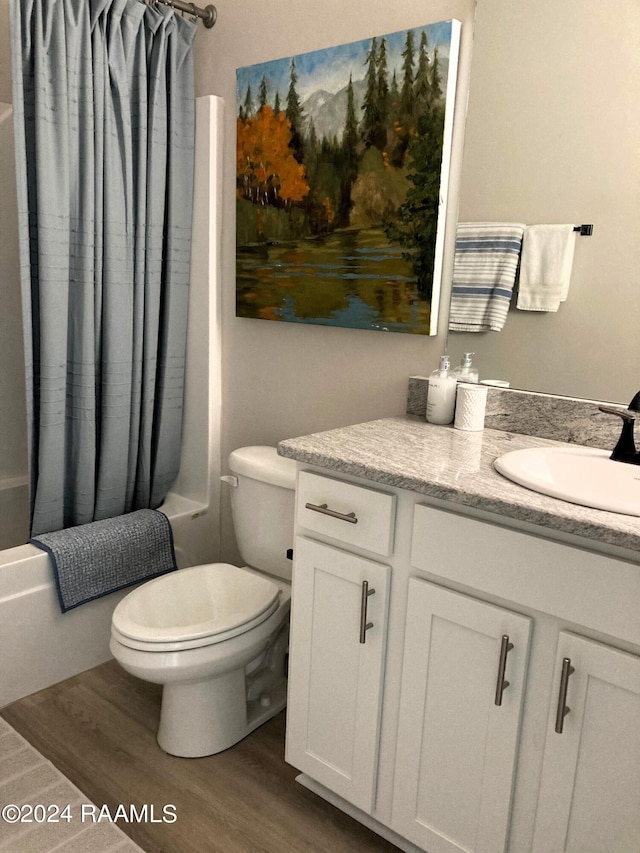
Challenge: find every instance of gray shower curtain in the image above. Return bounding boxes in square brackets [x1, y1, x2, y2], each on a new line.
[10, 0, 196, 535]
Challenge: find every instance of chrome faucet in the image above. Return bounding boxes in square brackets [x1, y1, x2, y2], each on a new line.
[599, 391, 640, 465]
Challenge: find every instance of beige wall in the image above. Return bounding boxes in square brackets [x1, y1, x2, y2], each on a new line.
[193, 3, 638, 518]
[193, 0, 476, 559]
[197, 0, 639, 560]
[452, 0, 640, 403]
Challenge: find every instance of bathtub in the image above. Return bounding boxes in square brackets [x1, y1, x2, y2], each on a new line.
[0, 495, 217, 707]
[0, 97, 223, 709]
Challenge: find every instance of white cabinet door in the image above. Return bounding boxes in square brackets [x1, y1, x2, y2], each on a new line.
[392, 578, 531, 853]
[532, 632, 640, 853]
[285, 536, 391, 813]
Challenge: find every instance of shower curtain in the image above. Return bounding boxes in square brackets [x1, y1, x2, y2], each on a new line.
[10, 0, 196, 536]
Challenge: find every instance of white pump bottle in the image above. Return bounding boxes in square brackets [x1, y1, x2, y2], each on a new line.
[453, 352, 479, 383]
[426, 355, 457, 424]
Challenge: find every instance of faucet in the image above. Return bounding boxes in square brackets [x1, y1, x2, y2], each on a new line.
[598, 391, 640, 465]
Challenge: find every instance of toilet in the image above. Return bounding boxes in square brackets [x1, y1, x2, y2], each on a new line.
[109, 446, 297, 758]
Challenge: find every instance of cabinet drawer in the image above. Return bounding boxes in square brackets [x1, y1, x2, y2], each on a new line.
[296, 471, 396, 556]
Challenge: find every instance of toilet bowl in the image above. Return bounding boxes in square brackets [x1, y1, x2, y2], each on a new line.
[110, 446, 297, 758]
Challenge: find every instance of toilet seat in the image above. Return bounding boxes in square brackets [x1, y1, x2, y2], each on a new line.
[112, 563, 282, 652]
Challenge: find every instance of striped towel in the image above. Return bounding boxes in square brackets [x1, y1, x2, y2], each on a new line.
[30, 509, 178, 613]
[448, 223, 525, 332]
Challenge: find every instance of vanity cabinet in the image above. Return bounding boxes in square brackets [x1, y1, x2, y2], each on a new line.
[286, 466, 640, 853]
[392, 579, 531, 853]
[285, 536, 391, 812]
[411, 503, 640, 853]
[531, 632, 640, 853]
[285, 473, 395, 813]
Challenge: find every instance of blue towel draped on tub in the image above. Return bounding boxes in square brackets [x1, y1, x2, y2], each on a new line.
[448, 222, 525, 332]
[30, 509, 178, 613]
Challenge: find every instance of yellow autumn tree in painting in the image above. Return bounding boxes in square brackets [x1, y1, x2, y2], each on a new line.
[237, 106, 309, 209]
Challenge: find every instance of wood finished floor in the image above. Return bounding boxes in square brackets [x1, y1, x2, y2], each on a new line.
[1, 661, 400, 853]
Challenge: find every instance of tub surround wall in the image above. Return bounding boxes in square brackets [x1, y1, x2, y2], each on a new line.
[167, 96, 223, 522]
[407, 376, 622, 449]
[0, 480, 28, 551]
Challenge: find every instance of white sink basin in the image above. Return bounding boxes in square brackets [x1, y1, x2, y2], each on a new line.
[493, 446, 640, 517]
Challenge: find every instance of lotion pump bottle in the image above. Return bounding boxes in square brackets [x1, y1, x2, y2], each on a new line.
[426, 355, 457, 424]
[453, 352, 479, 383]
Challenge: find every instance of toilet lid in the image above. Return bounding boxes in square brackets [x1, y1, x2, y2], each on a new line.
[112, 563, 281, 646]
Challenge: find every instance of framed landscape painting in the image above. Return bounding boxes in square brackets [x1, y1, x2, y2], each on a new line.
[236, 20, 461, 335]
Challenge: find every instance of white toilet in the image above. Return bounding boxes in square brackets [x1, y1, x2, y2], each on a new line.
[109, 446, 297, 758]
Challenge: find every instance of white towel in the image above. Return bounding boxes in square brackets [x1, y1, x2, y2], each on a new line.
[516, 224, 576, 311]
[449, 222, 525, 332]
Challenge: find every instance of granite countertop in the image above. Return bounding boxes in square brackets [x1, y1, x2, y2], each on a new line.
[278, 416, 640, 559]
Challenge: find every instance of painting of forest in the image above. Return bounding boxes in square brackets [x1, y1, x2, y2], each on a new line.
[236, 20, 461, 334]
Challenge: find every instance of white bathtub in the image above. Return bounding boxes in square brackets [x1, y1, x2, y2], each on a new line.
[0, 97, 223, 709]
[0, 493, 218, 708]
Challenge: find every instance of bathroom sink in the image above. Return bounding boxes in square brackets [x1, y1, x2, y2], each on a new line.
[493, 446, 640, 517]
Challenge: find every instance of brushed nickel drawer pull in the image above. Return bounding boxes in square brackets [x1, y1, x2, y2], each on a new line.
[305, 502, 358, 524]
[494, 634, 514, 706]
[359, 581, 375, 644]
[555, 657, 575, 734]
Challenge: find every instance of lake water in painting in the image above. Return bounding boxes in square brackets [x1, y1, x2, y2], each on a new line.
[236, 229, 432, 334]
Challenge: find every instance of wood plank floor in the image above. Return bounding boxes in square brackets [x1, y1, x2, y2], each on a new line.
[1, 661, 400, 853]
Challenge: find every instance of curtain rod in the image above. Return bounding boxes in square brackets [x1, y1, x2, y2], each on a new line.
[153, 0, 217, 28]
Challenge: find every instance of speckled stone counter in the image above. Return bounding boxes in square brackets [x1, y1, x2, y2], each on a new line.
[278, 416, 640, 559]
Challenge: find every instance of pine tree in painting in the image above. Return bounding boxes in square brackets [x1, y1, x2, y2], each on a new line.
[286, 58, 305, 163]
[258, 76, 268, 110]
[338, 74, 360, 225]
[414, 31, 432, 117]
[361, 37, 379, 149]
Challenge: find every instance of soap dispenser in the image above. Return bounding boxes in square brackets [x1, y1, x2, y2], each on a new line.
[426, 355, 457, 424]
[453, 352, 479, 383]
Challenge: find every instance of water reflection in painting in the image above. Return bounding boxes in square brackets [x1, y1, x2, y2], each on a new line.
[236, 229, 431, 333]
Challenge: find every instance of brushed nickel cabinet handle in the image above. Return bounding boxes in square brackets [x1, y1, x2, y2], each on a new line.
[555, 657, 575, 733]
[305, 502, 358, 524]
[359, 580, 375, 644]
[494, 634, 514, 706]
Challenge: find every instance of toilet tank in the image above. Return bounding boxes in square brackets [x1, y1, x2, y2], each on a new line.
[228, 446, 297, 581]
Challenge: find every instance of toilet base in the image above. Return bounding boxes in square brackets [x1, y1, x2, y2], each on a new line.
[110, 574, 291, 759]
[153, 621, 290, 758]
[157, 669, 287, 757]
